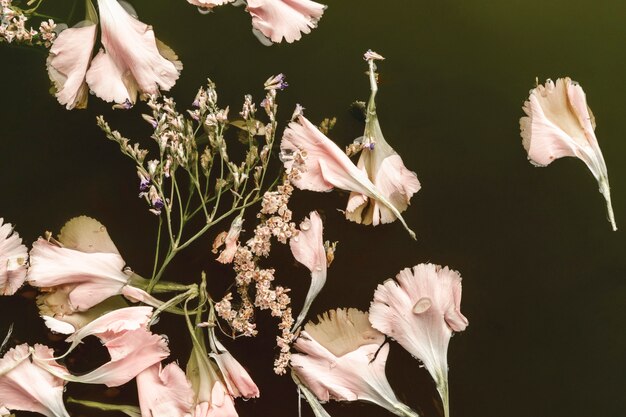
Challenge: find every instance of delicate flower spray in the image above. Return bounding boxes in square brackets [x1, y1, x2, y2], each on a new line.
[520, 77, 617, 230]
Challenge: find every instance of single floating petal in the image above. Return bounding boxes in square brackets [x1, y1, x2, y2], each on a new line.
[520, 77, 617, 230]
[369, 264, 468, 417]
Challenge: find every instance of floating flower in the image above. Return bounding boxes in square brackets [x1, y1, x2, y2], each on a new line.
[46, 1, 98, 109]
[188, 0, 235, 9]
[0, 218, 27, 295]
[291, 308, 419, 417]
[246, 0, 326, 44]
[0, 344, 71, 417]
[27, 216, 162, 314]
[289, 211, 326, 330]
[347, 51, 420, 226]
[136, 362, 194, 417]
[280, 113, 416, 239]
[85, 0, 182, 105]
[369, 264, 468, 417]
[520, 77, 617, 230]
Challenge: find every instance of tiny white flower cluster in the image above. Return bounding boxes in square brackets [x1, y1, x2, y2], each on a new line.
[0, 1, 56, 47]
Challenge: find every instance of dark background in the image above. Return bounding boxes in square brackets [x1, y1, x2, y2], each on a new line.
[1, 1, 625, 416]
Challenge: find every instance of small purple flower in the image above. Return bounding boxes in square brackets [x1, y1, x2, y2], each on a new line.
[264, 73, 288, 91]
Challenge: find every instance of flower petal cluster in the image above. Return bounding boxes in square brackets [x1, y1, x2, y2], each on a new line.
[211, 339, 259, 399]
[369, 263, 468, 417]
[280, 113, 416, 239]
[289, 211, 327, 330]
[137, 362, 194, 417]
[0, 344, 71, 417]
[347, 51, 420, 226]
[0, 218, 27, 295]
[27, 216, 162, 317]
[520, 77, 616, 230]
[47, 0, 182, 109]
[291, 308, 418, 417]
[246, 0, 326, 44]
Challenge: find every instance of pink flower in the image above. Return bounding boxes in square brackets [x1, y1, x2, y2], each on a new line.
[188, 0, 235, 9]
[46, 306, 171, 387]
[289, 211, 326, 330]
[520, 77, 617, 230]
[280, 114, 416, 239]
[0, 218, 27, 295]
[85, 0, 182, 105]
[291, 308, 418, 417]
[369, 264, 468, 417]
[0, 344, 71, 417]
[27, 216, 162, 314]
[347, 52, 420, 226]
[136, 362, 194, 417]
[211, 339, 259, 399]
[246, 0, 326, 44]
[46, 1, 98, 109]
[193, 382, 237, 417]
[216, 216, 244, 264]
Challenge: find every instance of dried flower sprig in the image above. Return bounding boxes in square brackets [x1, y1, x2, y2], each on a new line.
[98, 78, 284, 293]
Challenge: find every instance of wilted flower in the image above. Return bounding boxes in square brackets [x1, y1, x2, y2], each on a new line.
[369, 264, 468, 417]
[0, 344, 71, 417]
[188, 0, 235, 10]
[289, 211, 327, 331]
[46, 1, 98, 109]
[347, 51, 420, 226]
[291, 308, 419, 417]
[520, 77, 617, 230]
[246, 0, 326, 44]
[215, 215, 244, 264]
[280, 113, 416, 239]
[27, 216, 162, 315]
[0, 218, 27, 295]
[210, 338, 259, 399]
[136, 362, 194, 417]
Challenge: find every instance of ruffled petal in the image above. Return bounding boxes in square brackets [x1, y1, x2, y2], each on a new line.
[0, 219, 28, 296]
[137, 362, 194, 417]
[246, 0, 325, 43]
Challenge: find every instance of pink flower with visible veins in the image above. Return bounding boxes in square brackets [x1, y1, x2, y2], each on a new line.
[85, 0, 182, 105]
[280, 113, 416, 239]
[291, 309, 419, 417]
[0, 218, 28, 296]
[211, 338, 259, 399]
[46, 0, 98, 109]
[136, 362, 194, 417]
[347, 51, 420, 226]
[520, 77, 616, 230]
[246, 0, 326, 44]
[0, 344, 71, 417]
[289, 211, 326, 330]
[27, 216, 162, 315]
[369, 263, 468, 417]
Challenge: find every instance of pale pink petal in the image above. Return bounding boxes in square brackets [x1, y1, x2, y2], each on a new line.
[188, 0, 235, 9]
[205, 382, 238, 417]
[72, 329, 170, 387]
[246, 0, 326, 44]
[369, 263, 468, 415]
[65, 306, 153, 347]
[40, 295, 130, 335]
[291, 309, 417, 416]
[27, 238, 129, 311]
[289, 211, 327, 330]
[0, 218, 27, 296]
[86, 0, 182, 104]
[0, 344, 70, 417]
[46, 22, 97, 110]
[520, 77, 616, 230]
[216, 216, 243, 264]
[211, 342, 259, 399]
[136, 363, 194, 417]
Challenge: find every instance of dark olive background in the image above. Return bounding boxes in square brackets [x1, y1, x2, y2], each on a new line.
[1, 1, 625, 416]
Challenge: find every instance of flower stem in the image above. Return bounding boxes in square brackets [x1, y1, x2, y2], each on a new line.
[599, 176, 617, 231]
